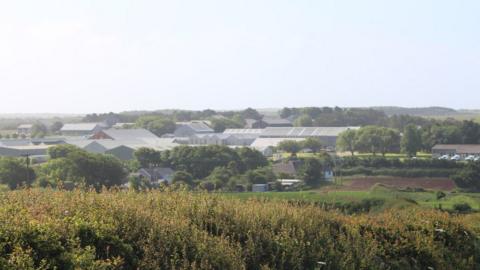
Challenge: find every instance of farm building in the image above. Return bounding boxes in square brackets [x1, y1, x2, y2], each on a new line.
[250, 138, 305, 156]
[17, 124, 33, 135]
[90, 128, 159, 143]
[174, 121, 214, 137]
[61, 123, 106, 136]
[259, 127, 359, 147]
[252, 184, 268, 192]
[244, 117, 292, 128]
[0, 144, 51, 158]
[65, 138, 179, 160]
[137, 167, 175, 185]
[432, 144, 480, 158]
[272, 160, 300, 177]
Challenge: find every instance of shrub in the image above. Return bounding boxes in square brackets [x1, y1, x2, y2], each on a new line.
[453, 203, 472, 213]
[0, 190, 476, 269]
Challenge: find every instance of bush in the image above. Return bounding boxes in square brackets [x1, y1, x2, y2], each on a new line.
[338, 167, 457, 178]
[436, 191, 446, 200]
[453, 203, 472, 213]
[0, 190, 476, 269]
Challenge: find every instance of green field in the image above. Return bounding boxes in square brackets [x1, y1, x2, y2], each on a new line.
[226, 189, 480, 211]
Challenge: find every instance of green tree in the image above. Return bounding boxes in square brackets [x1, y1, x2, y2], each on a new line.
[48, 145, 81, 159]
[302, 138, 323, 154]
[166, 145, 242, 179]
[50, 121, 64, 133]
[31, 122, 48, 138]
[378, 128, 400, 156]
[337, 129, 357, 156]
[0, 157, 35, 189]
[241, 108, 262, 120]
[136, 116, 176, 136]
[40, 146, 126, 188]
[294, 114, 313, 127]
[453, 162, 480, 191]
[236, 147, 268, 171]
[204, 167, 235, 189]
[355, 126, 383, 155]
[244, 167, 275, 185]
[277, 140, 302, 156]
[280, 107, 293, 119]
[401, 124, 422, 157]
[210, 118, 243, 133]
[172, 171, 194, 186]
[134, 148, 161, 168]
[299, 158, 323, 187]
[461, 120, 480, 144]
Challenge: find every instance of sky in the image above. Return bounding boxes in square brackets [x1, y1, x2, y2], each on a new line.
[0, 0, 479, 114]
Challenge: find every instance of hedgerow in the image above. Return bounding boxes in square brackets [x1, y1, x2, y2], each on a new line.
[0, 189, 476, 269]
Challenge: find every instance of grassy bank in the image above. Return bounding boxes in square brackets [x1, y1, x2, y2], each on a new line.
[0, 189, 477, 269]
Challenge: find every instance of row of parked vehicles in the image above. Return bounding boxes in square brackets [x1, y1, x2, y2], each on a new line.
[438, 154, 480, 161]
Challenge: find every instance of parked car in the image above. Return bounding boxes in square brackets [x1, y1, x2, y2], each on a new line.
[438, 155, 450, 160]
[465, 155, 476, 161]
[474, 156, 480, 162]
[450, 155, 461, 161]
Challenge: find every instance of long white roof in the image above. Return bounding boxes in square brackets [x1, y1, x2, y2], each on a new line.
[260, 127, 359, 138]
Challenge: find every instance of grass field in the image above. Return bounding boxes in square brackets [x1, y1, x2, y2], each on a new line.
[226, 189, 480, 211]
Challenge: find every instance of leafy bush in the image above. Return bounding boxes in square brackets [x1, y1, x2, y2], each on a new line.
[0, 189, 476, 269]
[453, 203, 472, 213]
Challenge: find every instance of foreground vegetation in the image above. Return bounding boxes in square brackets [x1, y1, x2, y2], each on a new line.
[0, 189, 478, 269]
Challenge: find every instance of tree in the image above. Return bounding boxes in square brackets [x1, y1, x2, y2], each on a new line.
[401, 124, 422, 157]
[294, 115, 313, 127]
[210, 118, 243, 133]
[40, 146, 127, 188]
[172, 171, 194, 186]
[128, 174, 153, 191]
[0, 157, 35, 189]
[134, 148, 161, 168]
[48, 145, 81, 159]
[453, 162, 480, 191]
[241, 108, 262, 120]
[277, 140, 302, 156]
[299, 158, 323, 187]
[166, 145, 243, 179]
[204, 167, 235, 189]
[337, 129, 357, 156]
[355, 126, 383, 155]
[236, 147, 268, 171]
[50, 121, 64, 133]
[302, 138, 323, 154]
[280, 107, 293, 119]
[378, 128, 400, 156]
[31, 122, 48, 138]
[136, 116, 176, 136]
[244, 167, 275, 185]
[461, 120, 480, 144]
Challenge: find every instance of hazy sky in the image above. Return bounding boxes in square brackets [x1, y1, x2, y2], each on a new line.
[1, 1, 479, 113]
